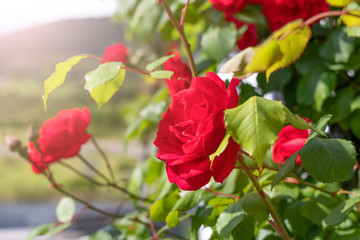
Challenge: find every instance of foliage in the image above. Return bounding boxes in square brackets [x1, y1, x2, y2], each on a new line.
[3, 0, 360, 239]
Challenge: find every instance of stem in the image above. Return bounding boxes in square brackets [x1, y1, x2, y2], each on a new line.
[59, 161, 108, 186]
[159, 0, 198, 78]
[91, 137, 116, 184]
[289, 173, 335, 197]
[78, 154, 110, 183]
[238, 157, 290, 240]
[90, 55, 150, 76]
[204, 187, 239, 200]
[302, 10, 348, 26]
[147, 214, 161, 240]
[180, 0, 191, 28]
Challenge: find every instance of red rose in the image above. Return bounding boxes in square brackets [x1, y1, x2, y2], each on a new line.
[28, 107, 91, 173]
[273, 118, 311, 164]
[101, 43, 128, 64]
[154, 72, 241, 190]
[209, 0, 247, 13]
[261, 0, 329, 31]
[163, 52, 192, 97]
[225, 13, 258, 50]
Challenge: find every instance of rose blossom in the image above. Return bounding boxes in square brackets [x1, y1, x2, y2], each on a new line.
[273, 118, 311, 164]
[261, 0, 329, 31]
[28, 107, 91, 173]
[101, 43, 128, 64]
[163, 52, 192, 97]
[154, 72, 241, 190]
[225, 13, 258, 50]
[208, 0, 247, 13]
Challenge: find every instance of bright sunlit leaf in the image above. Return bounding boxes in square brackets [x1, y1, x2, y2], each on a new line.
[43, 54, 91, 111]
[225, 96, 286, 166]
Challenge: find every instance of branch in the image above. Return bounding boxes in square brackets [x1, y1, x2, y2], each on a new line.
[90, 137, 116, 184]
[180, 0, 191, 28]
[302, 10, 349, 26]
[204, 187, 239, 200]
[159, 0, 198, 78]
[238, 156, 290, 240]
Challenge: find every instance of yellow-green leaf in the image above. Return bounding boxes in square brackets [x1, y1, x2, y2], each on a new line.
[342, 11, 360, 27]
[244, 39, 282, 74]
[266, 22, 312, 79]
[89, 67, 126, 108]
[326, 0, 353, 7]
[43, 54, 91, 111]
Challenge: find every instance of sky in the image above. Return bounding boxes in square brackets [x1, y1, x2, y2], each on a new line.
[0, 0, 118, 36]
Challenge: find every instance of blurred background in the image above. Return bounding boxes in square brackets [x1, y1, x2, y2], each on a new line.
[0, 0, 155, 238]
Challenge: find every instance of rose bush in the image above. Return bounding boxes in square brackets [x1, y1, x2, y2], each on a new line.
[154, 72, 240, 190]
[28, 107, 91, 173]
[273, 118, 311, 164]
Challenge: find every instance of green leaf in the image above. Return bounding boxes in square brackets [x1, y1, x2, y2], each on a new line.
[26, 223, 54, 240]
[256, 67, 293, 94]
[284, 200, 313, 238]
[239, 192, 268, 223]
[150, 190, 179, 221]
[272, 152, 298, 188]
[146, 54, 175, 71]
[225, 96, 286, 166]
[172, 190, 203, 211]
[150, 70, 174, 79]
[205, 198, 235, 226]
[320, 28, 355, 63]
[350, 110, 360, 138]
[43, 54, 91, 111]
[300, 138, 356, 183]
[201, 25, 238, 61]
[216, 201, 245, 237]
[84, 62, 123, 92]
[324, 86, 354, 124]
[56, 197, 76, 223]
[351, 96, 360, 112]
[230, 215, 255, 240]
[307, 114, 332, 141]
[88, 66, 126, 108]
[266, 21, 312, 79]
[284, 108, 310, 129]
[296, 65, 337, 109]
[166, 210, 180, 228]
[323, 196, 360, 227]
[144, 158, 164, 185]
[47, 223, 72, 236]
[347, 26, 360, 37]
[209, 133, 230, 163]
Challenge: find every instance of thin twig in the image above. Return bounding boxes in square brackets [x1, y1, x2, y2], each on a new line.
[180, 0, 191, 28]
[204, 187, 239, 200]
[159, 0, 198, 78]
[302, 10, 348, 26]
[91, 137, 116, 184]
[59, 161, 108, 186]
[147, 214, 161, 240]
[77, 154, 110, 183]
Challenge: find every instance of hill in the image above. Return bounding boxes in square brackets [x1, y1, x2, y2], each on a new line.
[0, 18, 126, 79]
